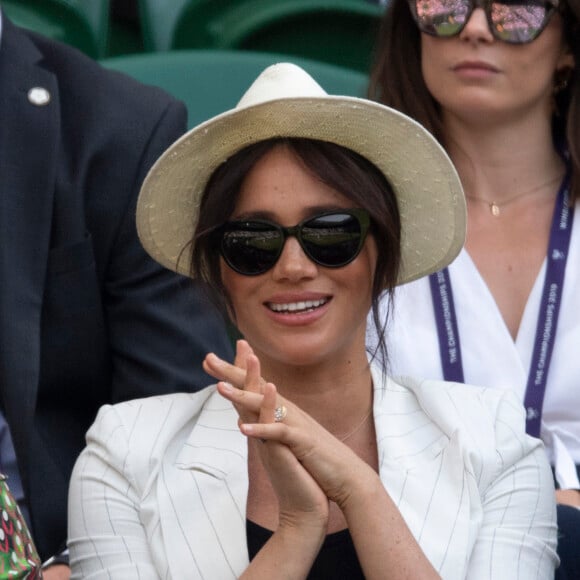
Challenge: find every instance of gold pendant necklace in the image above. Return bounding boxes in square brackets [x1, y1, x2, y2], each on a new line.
[466, 173, 563, 217]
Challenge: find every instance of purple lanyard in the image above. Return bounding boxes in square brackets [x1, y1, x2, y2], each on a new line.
[428, 268, 465, 383]
[429, 173, 573, 437]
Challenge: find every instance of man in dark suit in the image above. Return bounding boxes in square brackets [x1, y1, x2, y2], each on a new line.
[0, 10, 233, 578]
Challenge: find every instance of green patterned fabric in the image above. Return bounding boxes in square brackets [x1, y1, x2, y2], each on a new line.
[0, 476, 41, 579]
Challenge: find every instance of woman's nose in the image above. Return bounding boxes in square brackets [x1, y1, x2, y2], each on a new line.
[271, 237, 318, 281]
[459, 7, 495, 43]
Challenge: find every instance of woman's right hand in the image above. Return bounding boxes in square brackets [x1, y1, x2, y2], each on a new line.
[241, 424, 329, 579]
[214, 347, 329, 578]
[246, 379, 330, 534]
[211, 342, 329, 534]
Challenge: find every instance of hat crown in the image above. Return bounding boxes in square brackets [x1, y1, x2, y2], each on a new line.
[236, 63, 328, 109]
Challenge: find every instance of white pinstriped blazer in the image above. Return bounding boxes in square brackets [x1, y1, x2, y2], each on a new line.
[68, 367, 558, 579]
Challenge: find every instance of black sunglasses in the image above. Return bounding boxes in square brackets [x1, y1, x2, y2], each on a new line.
[217, 209, 371, 276]
[407, 0, 559, 44]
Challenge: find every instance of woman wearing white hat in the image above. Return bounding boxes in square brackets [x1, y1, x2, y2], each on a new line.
[67, 63, 557, 579]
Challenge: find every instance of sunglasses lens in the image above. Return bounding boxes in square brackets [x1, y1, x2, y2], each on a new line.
[490, 0, 553, 43]
[300, 212, 366, 268]
[414, 0, 471, 36]
[221, 223, 282, 275]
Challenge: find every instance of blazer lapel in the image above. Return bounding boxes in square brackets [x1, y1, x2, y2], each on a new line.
[0, 18, 59, 474]
[157, 390, 250, 579]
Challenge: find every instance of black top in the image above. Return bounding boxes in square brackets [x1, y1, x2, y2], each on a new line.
[247, 520, 365, 579]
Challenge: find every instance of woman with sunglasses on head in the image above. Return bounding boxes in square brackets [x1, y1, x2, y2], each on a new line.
[67, 63, 557, 579]
[368, 0, 579, 577]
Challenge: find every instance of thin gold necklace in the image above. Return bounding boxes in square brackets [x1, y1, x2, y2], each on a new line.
[466, 173, 563, 217]
[337, 408, 372, 442]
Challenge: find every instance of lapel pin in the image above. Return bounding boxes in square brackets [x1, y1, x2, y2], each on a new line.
[28, 87, 51, 106]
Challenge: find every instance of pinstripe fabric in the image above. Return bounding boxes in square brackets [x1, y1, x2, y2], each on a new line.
[68, 368, 558, 579]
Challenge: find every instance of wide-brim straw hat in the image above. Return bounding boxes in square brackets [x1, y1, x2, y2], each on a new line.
[137, 63, 465, 285]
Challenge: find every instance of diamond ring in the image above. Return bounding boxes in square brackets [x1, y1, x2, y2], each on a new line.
[274, 405, 287, 422]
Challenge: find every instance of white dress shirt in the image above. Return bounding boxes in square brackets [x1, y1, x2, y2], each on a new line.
[369, 202, 580, 490]
[68, 367, 557, 579]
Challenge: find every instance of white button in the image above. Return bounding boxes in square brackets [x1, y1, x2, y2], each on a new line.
[28, 87, 51, 106]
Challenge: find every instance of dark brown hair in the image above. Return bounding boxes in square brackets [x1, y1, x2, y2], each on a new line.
[190, 137, 401, 364]
[368, 0, 580, 202]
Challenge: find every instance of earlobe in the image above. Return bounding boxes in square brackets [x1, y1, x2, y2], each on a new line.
[557, 45, 575, 71]
[553, 49, 575, 95]
[558, 58, 575, 72]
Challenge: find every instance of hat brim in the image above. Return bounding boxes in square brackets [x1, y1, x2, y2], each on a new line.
[137, 96, 465, 286]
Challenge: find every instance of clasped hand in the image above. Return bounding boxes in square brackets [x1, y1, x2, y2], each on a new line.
[203, 341, 372, 524]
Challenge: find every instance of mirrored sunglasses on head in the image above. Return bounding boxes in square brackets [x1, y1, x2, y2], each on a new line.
[217, 209, 371, 276]
[407, 0, 560, 43]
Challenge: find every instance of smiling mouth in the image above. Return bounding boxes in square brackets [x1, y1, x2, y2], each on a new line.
[267, 298, 329, 314]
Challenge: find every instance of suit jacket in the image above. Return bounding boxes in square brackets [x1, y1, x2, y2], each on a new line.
[68, 368, 558, 579]
[0, 14, 233, 559]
